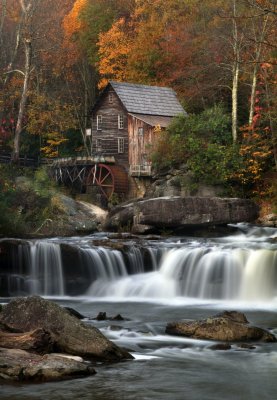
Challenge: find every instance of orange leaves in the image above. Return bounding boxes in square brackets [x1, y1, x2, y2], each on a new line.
[63, 0, 88, 40]
[62, 0, 88, 67]
[235, 124, 274, 193]
[41, 133, 68, 158]
[97, 18, 134, 88]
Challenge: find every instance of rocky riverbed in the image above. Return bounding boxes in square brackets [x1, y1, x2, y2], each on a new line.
[0, 296, 132, 382]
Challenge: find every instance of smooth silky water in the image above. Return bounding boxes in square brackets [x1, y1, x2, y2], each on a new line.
[1, 224, 277, 400]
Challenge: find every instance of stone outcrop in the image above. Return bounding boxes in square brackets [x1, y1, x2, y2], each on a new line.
[145, 166, 224, 199]
[0, 348, 96, 382]
[257, 213, 277, 228]
[105, 196, 259, 233]
[31, 195, 107, 237]
[165, 311, 276, 342]
[0, 296, 133, 362]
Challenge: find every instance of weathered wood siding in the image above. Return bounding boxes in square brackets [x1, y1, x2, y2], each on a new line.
[91, 88, 129, 168]
[128, 115, 160, 167]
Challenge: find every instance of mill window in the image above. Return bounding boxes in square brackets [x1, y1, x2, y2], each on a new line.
[96, 139, 102, 152]
[96, 115, 102, 130]
[118, 114, 124, 129]
[118, 138, 124, 153]
[138, 127, 144, 136]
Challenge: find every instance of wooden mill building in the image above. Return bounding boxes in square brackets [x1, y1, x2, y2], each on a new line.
[90, 81, 186, 178]
[51, 82, 186, 205]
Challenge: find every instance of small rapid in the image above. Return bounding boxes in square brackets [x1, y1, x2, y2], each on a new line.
[0, 224, 276, 303]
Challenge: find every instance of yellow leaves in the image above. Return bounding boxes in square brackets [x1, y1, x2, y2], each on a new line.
[27, 93, 76, 136]
[154, 125, 162, 134]
[97, 18, 134, 88]
[63, 0, 88, 39]
[62, 0, 88, 65]
[41, 132, 68, 158]
[26, 93, 75, 158]
[234, 123, 274, 194]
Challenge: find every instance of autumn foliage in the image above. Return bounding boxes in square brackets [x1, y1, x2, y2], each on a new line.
[0, 0, 276, 199]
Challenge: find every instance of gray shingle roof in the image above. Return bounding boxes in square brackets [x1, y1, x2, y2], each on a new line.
[129, 113, 173, 128]
[110, 81, 186, 117]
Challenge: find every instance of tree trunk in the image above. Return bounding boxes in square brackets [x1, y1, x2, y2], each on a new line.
[231, 0, 240, 144]
[263, 72, 277, 171]
[249, 14, 269, 126]
[249, 64, 258, 127]
[0, 0, 7, 42]
[232, 61, 239, 143]
[12, 38, 32, 163]
[0, 328, 54, 354]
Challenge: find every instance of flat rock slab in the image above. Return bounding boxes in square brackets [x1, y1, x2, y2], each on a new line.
[105, 197, 259, 231]
[165, 311, 276, 342]
[0, 296, 133, 362]
[0, 348, 96, 382]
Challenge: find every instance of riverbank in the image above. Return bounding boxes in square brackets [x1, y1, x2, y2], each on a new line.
[1, 164, 276, 238]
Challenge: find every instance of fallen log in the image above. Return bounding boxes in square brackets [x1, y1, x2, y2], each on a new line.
[0, 328, 54, 354]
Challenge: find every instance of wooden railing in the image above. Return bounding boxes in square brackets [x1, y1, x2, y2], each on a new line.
[50, 155, 115, 167]
[129, 164, 152, 177]
[0, 152, 48, 167]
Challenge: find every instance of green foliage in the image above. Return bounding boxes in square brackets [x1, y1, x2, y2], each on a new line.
[79, 0, 135, 65]
[0, 166, 59, 236]
[151, 101, 277, 198]
[151, 105, 246, 195]
[58, 129, 84, 157]
[152, 105, 232, 170]
[168, 104, 232, 145]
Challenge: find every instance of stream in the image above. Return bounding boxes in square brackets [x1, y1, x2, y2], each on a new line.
[0, 223, 277, 399]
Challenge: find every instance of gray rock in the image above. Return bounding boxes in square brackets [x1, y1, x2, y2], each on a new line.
[0, 348, 96, 382]
[238, 343, 256, 350]
[215, 310, 249, 324]
[145, 170, 223, 198]
[132, 223, 154, 234]
[257, 213, 277, 227]
[209, 343, 232, 350]
[0, 296, 133, 362]
[105, 196, 259, 232]
[33, 195, 107, 237]
[165, 312, 276, 342]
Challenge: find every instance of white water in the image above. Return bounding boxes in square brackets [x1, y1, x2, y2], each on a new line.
[1, 225, 277, 400]
[85, 246, 277, 302]
[27, 241, 64, 296]
[1, 225, 277, 302]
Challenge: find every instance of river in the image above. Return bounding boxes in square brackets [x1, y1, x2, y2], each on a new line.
[0, 224, 277, 399]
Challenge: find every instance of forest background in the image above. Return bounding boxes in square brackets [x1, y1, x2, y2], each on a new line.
[0, 0, 276, 232]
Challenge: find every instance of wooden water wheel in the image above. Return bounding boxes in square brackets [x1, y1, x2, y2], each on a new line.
[86, 163, 128, 200]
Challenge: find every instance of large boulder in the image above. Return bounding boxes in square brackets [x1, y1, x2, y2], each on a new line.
[0, 296, 133, 361]
[105, 196, 259, 232]
[31, 195, 107, 237]
[165, 311, 276, 342]
[0, 348, 96, 382]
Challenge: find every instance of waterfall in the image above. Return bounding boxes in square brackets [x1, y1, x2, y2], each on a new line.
[25, 242, 64, 296]
[240, 249, 277, 300]
[84, 246, 277, 301]
[0, 231, 277, 301]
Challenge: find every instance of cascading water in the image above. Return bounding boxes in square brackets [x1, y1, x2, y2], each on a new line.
[84, 246, 277, 301]
[28, 242, 65, 296]
[0, 225, 276, 302]
[2, 226, 277, 400]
